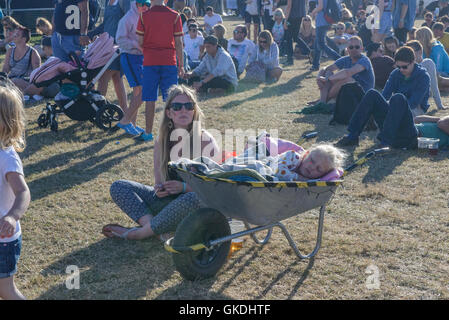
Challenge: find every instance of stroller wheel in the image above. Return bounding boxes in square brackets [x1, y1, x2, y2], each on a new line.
[172, 208, 231, 281]
[37, 114, 49, 128]
[96, 103, 124, 131]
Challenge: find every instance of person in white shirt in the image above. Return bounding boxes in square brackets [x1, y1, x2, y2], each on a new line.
[183, 23, 205, 69]
[227, 24, 256, 76]
[0, 82, 30, 300]
[202, 6, 223, 35]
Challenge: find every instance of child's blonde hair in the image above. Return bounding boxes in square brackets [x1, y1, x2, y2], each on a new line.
[0, 83, 26, 152]
[308, 144, 347, 171]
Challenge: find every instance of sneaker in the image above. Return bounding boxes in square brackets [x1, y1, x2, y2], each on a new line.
[134, 126, 145, 134]
[336, 135, 359, 147]
[136, 132, 153, 142]
[116, 123, 140, 135]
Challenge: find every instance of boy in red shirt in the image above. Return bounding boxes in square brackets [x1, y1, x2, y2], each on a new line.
[136, 0, 184, 141]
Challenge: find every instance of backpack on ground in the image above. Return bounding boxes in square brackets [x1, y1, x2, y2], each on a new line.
[324, 0, 342, 24]
[329, 82, 365, 125]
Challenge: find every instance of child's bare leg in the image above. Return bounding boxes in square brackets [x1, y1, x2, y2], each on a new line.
[111, 71, 129, 114]
[145, 101, 156, 134]
[97, 69, 113, 96]
[0, 276, 26, 300]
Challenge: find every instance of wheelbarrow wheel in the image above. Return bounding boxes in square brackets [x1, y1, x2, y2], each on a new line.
[172, 208, 231, 281]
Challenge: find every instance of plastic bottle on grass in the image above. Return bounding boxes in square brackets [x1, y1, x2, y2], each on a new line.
[228, 219, 245, 258]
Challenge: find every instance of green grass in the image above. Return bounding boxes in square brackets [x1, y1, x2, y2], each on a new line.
[8, 16, 449, 300]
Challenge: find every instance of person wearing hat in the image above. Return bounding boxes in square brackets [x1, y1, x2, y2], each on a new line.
[366, 42, 394, 89]
[184, 35, 238, 94]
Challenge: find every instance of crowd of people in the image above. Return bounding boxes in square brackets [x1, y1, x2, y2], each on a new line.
[1, 0, 449, 300]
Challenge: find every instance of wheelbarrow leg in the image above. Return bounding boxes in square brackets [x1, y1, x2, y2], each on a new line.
[244, 222, 273, 245]
[275, 205, 326, 260]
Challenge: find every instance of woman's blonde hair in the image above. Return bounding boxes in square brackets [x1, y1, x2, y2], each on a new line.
[0, 83, 26, 152]
[213, 23, 226, 38]
[273, 8, 285, 19]
[342, 8, 353, 19]
[158, 84, 204, 182]
[415, 26, 436, 58]
[299, 15, 315, 36]
[35, 17, 53, 35]
[1, 16, 22, 30]
[309, 144, 347, 171]
[258, 30, 273, 49]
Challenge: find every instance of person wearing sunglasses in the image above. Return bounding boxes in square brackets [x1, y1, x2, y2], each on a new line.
[247, 30, 283, 82]
[310, 36, 374, 108]
[184, 23, 205, 69]
[185, 35, 238, 94]
[336, 46, 431, 148]
[103, 84, 220, 241]
[227, 25, 256, 76]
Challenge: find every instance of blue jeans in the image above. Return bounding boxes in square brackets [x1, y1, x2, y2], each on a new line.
[51, 32, 84, 62]
[347, 89, 419, 148]
[312, 25, 341, 68]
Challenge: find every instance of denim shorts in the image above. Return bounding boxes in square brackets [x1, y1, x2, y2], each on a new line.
[51, 32, 84, 62]
[142, 65, 178, 102]
[121, 53, 143, 88]
[0, 236, 22, 279]
[378, 12, 392, 35]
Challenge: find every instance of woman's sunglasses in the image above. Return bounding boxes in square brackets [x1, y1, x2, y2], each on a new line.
[348, 45, 360, 50]
[170, 102, 194, 111]
[259, 40, 267, 44]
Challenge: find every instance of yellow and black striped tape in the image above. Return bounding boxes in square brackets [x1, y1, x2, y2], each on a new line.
[170, 165, 342, 188]
[164, 241, 208, 254]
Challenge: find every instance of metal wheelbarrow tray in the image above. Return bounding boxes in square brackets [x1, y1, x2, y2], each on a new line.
[165, 148, 388, 281]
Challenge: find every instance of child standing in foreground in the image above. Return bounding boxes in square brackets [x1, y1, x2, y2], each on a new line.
[0, 82, 30, 300]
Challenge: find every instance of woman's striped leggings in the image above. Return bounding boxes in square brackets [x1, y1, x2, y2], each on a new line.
[109, 179, 202, 235]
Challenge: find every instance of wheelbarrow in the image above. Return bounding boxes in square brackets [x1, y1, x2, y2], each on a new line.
[164, 134, 389, 280]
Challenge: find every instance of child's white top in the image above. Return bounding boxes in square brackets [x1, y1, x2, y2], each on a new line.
[0, 146, 23, 242]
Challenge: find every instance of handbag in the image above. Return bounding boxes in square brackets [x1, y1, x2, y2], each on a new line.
[244, 49, 267, 83]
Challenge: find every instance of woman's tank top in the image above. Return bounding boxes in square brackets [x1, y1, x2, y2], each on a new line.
[9, 46, 33, 79]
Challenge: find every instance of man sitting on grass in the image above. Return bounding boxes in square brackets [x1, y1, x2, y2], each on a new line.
[336, 46, 431, 149]
[184, 35, 238, 95]
[308, 36, 374, 111]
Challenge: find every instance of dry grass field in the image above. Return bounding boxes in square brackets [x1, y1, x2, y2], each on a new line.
[5, 16, 449, 300]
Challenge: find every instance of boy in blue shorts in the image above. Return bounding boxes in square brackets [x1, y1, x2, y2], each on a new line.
[115, 0, 148, 135]
[136, 0, 185, 141]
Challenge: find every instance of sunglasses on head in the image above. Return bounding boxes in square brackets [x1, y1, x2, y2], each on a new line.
[396, 63, 410, 70]
[348, 45, 360, 50]
[170, 102, 194, 111]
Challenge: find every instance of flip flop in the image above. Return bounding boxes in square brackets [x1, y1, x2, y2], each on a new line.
[102, 224, 139, 240]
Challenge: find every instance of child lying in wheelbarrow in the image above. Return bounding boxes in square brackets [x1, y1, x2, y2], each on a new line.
[176, 139, 347, 182]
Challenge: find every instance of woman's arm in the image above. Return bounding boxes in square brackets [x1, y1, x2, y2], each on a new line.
[2, 48, 12, 74]
[153, 138, 163, 185]
[285, 0, 292, 20]
[311, 0, 324, 17]
[31, 47, 41, 70]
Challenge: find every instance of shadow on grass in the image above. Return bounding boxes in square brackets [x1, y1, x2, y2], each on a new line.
[26, 138, 153, 201]
[220, 72, 312, 110]
[37, 238, 176, 299]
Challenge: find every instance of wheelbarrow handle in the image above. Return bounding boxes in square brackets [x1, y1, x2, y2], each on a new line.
[343, 147, 390, 176]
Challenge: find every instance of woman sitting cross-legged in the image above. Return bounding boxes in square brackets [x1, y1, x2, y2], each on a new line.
[102, 85, 220, 241]
[247, 30, 283, 82]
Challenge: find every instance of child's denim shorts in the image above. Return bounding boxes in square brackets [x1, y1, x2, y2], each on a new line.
[0, 236, 22, 279]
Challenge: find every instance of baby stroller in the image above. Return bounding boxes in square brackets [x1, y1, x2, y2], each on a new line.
[31, 33, 124, 132]
[164, 133, 389, 280]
